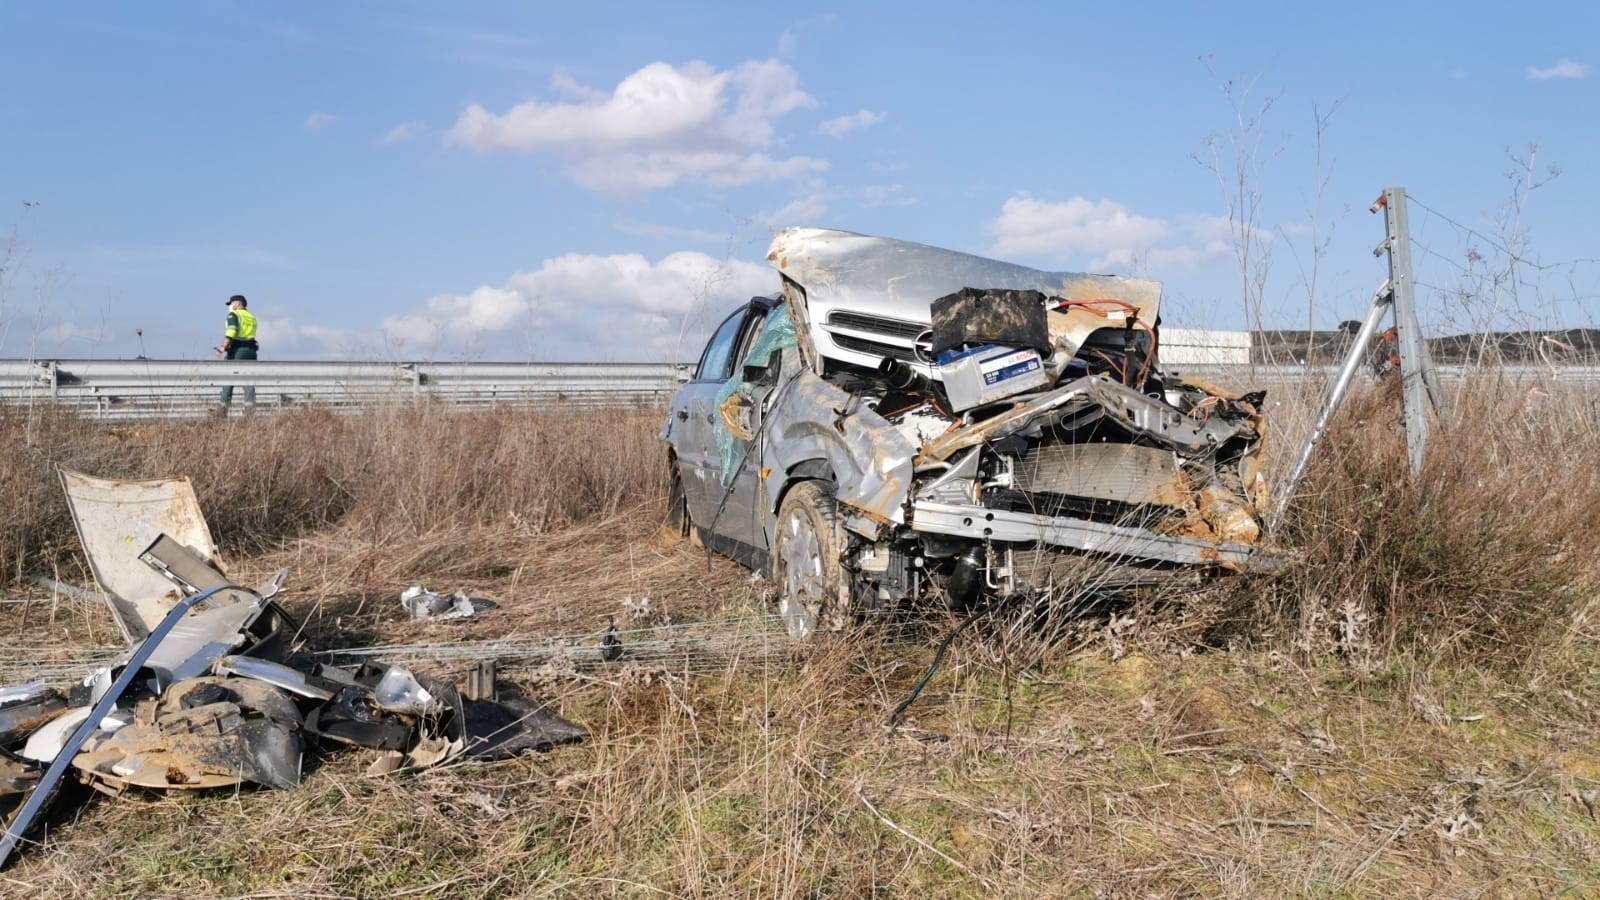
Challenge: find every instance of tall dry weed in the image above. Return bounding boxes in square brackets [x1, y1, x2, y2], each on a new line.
[1249, 374, 1600, 669]
[0, 402, 668, 586]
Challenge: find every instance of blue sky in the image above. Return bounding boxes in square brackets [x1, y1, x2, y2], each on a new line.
[1, 2, 1595, 361]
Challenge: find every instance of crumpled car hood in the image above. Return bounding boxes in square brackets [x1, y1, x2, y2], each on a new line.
[766, 227, 1162, 373]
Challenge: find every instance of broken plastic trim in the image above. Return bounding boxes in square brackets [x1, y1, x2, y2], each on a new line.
[1, 586, 221, 870]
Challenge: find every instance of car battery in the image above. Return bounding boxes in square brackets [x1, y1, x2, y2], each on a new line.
[937, 343, 1050, 411]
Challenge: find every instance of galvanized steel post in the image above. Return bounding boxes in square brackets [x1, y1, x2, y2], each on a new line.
[1379, 187, 1453, 474]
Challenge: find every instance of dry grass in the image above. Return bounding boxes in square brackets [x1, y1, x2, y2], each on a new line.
[1, 386, 1598, 897]
[0, 401, 666, 580]
[1234, 375, 1600, 671]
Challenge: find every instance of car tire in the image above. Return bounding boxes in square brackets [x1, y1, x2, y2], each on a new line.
[773, 480, 848, 639]
[661, 460, 702, 548]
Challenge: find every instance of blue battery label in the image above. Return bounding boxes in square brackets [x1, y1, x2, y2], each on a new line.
[979, 350, 1041, 385]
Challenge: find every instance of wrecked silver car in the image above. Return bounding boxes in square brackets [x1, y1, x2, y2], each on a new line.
[662, 228, 1271, 638]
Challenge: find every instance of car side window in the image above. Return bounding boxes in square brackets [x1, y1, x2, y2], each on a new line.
[732, 311, 768, 369]
[695, 308, 747, 381]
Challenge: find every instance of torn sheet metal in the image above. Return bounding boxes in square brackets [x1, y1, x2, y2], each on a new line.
[72, 676, 302, 792]
[759, 359, 918, 524]
[461, 694, 588, 758]
[214, 656, 334, 700]
[916, 375, 1257, 467]
[0, 685, 67, 748]
[59, 469, 224, 642]
[140, 591, 270, 687]
[0, 586, 220, 869]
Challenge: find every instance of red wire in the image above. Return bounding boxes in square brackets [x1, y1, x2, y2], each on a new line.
[1048, 297, 1160, 387]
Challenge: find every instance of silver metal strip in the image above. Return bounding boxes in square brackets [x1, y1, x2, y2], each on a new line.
[909, 500, 1265, 569]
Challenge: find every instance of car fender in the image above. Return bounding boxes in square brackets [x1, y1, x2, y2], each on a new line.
[761, 367, 916, 525]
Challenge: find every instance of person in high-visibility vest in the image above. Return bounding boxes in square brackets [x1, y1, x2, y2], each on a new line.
[214, 294, 259, 415]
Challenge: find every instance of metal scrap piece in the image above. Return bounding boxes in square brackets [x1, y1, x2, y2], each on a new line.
[1, 586, 218, 869]
[304, 663, 467, 774]
[399, 585, 492, 621]
[461, 695, 588, 758]
[141, 592, 269, 687]
[59, 470, 223, 643]
[214, 656, 334, 700]
[71, 676, 302, 793]
[0, 686, 67, 749]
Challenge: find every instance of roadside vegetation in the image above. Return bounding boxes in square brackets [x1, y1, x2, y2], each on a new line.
[1, 379, 1596, 897]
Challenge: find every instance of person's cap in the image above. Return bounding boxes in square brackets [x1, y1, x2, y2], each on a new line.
[227, 294, 247, 307]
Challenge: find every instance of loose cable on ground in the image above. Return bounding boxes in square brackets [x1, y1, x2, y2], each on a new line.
[885, 603, 989, 732]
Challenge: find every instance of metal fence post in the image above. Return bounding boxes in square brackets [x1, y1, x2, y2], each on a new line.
[1379, 187, 1453, 474]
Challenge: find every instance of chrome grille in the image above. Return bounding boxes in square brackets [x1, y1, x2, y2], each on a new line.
[825, 311, 926, 339]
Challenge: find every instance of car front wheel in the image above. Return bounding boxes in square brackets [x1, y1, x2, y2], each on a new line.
[773, 480, 847, 639]
[661, 459, 702, 548]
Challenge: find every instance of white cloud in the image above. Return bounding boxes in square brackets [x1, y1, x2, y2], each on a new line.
[988, 198, 1239, 274]
[1182, 213, 1237, 247]
[446, 59, 824, 194]
[817, 109, 884, 138]
[379, 121, 425, 145]
[990, 195, 1169, 261]
[378, 251, 774, 360]
[304, 112, 339, 131]
[550, 72, 609, 103]
[1527, 58, 1589, 80]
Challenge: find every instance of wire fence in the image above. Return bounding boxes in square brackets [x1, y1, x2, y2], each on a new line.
[0, 615, 808, 686]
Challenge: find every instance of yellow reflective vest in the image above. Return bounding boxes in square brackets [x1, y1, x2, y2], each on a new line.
[225, 308, 258, 343]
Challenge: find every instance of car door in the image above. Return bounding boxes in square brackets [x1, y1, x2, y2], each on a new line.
[704, 301, 780, 556]
[669, 303, 758, 530]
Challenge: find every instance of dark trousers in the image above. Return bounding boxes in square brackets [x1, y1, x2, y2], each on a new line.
[219, 345, 257, 406]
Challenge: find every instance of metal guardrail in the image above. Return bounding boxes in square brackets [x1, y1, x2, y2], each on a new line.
[0, 359, 692, 420]
[1177, 362, 1600, 387]
[0, 358, 1594, 422]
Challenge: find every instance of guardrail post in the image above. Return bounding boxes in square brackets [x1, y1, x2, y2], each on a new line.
[36, 360, 59, 399]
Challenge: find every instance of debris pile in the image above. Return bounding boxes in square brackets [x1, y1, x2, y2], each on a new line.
[1, 471, 585, 868]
